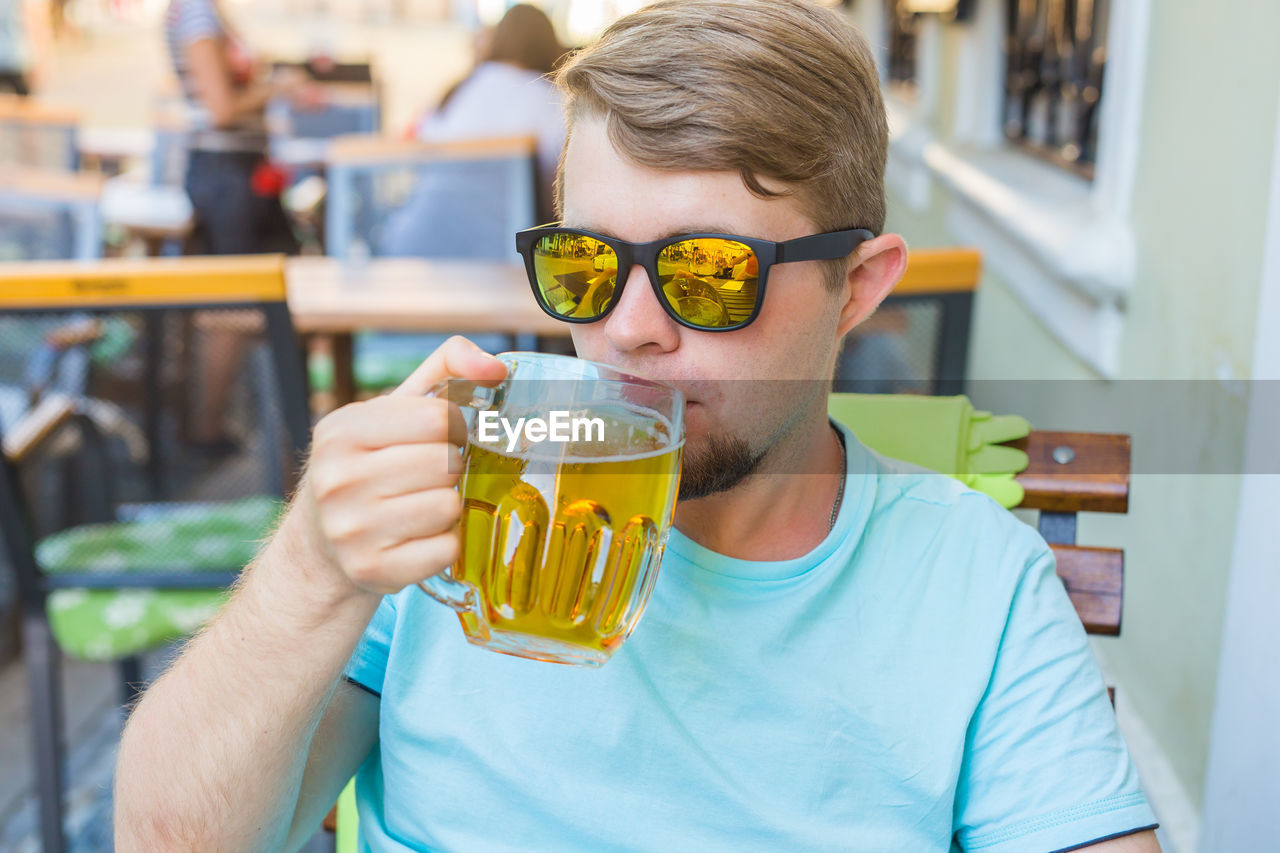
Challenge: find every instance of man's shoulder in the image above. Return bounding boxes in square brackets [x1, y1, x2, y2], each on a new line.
[839, 447, 1057, 659]
[859, 446, 1049, 574]
[863, 446, 1006, 512]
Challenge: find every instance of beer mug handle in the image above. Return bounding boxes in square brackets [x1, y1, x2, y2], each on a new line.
[415, 377, 499, 614]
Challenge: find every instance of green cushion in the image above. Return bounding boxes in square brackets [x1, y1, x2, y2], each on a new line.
[352, 349, 426, 391]
[89, 316, 137, 366]
[37, 496, 284, 661]
[828, 393, 1031, 508]
[336, 778, 359, 853]
[309, 348, 335, 392]
[46, 587, 229, 662]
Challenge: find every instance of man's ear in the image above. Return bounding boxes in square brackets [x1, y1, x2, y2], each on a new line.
[835, 233, 908, 338]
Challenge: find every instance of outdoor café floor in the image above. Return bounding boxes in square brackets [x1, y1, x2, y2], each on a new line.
[0, 652, 136, 850]
[0, 650, 337, 851]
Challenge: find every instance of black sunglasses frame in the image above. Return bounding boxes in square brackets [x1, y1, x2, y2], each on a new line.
[515, 223, 875, 332]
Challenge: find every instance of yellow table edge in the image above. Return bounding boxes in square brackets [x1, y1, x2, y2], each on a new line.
[0, 255, 288, 307]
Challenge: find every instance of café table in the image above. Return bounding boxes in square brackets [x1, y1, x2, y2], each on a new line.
[285, 256, 568, 406]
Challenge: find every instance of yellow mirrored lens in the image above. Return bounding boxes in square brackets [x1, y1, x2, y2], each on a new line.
[532, 233, 617, 319]
[657, 239, 758, 328]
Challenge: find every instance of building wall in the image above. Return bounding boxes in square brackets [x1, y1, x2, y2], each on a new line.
[867, 0, 1280, 819]
[1198, 88, 1280, 850]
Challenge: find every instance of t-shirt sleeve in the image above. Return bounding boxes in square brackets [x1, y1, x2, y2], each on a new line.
[171, 0, 223, 46]
[953, 545, 1159, 852]
[344, 593, 398, 697]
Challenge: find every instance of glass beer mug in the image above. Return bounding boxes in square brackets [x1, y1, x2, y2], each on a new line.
[421, 353, 684, 666]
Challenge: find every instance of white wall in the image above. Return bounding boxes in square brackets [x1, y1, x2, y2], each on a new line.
[1198, 90, 1280, 853]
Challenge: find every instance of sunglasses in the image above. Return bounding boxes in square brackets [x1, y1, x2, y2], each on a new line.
[515, 224, 874, 331]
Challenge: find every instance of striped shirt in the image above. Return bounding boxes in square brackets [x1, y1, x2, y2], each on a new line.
[164, 0, 266, 151]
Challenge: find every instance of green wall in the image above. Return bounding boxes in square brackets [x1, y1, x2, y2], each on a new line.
[883, 0, 1280, 809]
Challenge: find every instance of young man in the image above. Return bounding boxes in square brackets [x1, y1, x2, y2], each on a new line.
[115, 1, 1161, 850]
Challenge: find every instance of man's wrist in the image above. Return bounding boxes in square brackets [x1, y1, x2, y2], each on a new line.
[250, 501, 381, 631]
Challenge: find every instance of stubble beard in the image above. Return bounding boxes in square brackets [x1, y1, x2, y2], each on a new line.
[677, 432, 767, 501]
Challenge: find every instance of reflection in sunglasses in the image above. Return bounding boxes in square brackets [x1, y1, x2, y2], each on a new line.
[659, 239, 758, 326]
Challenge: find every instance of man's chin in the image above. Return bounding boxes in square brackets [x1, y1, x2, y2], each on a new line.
[677, 432, 762, 501]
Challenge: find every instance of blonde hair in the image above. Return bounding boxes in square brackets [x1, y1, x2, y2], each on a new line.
[553, 0, 887, 287]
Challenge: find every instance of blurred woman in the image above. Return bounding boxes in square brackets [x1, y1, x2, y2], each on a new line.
[165, 0, 309, 451]
[409, 3, 568, 221]
[165, 0, 306, 256]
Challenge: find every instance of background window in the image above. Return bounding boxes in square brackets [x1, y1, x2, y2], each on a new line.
[1002, 0, 1109, 178]
[886, 0, 921, 90]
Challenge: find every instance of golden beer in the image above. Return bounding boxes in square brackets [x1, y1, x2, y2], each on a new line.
[420, 352, 685, 666]
[450, 408, 681, 665]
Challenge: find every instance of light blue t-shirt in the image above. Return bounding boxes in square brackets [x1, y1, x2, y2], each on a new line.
[344, 424, 1158, 852]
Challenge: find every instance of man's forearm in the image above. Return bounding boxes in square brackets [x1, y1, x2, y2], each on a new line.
[114, 509, 380, 851]
[114, 338, 505, 848]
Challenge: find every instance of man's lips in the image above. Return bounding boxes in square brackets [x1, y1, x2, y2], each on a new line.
[600, 365, 706, 407]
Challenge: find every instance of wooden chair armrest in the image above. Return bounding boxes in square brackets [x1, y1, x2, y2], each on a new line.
[1013, 430, 1131, 514]
[3, 394, 77, 464]
[325, 133, 537, 166]
[1051, 543, 1123, 636]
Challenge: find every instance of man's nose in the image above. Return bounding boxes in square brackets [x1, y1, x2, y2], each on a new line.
[603, 264, 681, 354]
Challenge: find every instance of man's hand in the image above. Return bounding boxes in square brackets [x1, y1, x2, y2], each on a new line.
[294, 335, 507, 599]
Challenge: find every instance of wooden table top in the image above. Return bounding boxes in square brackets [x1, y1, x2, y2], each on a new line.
[284, 256, 566, 336]
[0, 165, 104, 201]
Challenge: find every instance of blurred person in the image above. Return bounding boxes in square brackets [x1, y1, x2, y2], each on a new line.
[0, 0, 50, 94]
[116, 2, 1162, 852]
[373, 1, 566, 364]
[48, 0, 67, 37]
[165, 0, 312, 451]
[401, 2, 567, 223]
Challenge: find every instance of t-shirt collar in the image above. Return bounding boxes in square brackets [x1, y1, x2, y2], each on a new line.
[664, 420, 875, 583]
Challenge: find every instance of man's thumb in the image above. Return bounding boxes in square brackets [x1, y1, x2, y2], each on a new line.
[390, 336, 508, 397]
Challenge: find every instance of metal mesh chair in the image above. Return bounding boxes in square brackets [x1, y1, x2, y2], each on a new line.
[0, 255, 311, 852]
[0, 96, 80, 171]
[835, 248, 979, 396]
[266, 82, 382, 173]
[324, 134, 536, 261]
[0, 167, 104, 262]
[319, 134, 538, 392]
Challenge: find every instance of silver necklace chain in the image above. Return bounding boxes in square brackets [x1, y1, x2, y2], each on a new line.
[829, 427, 847, 532]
